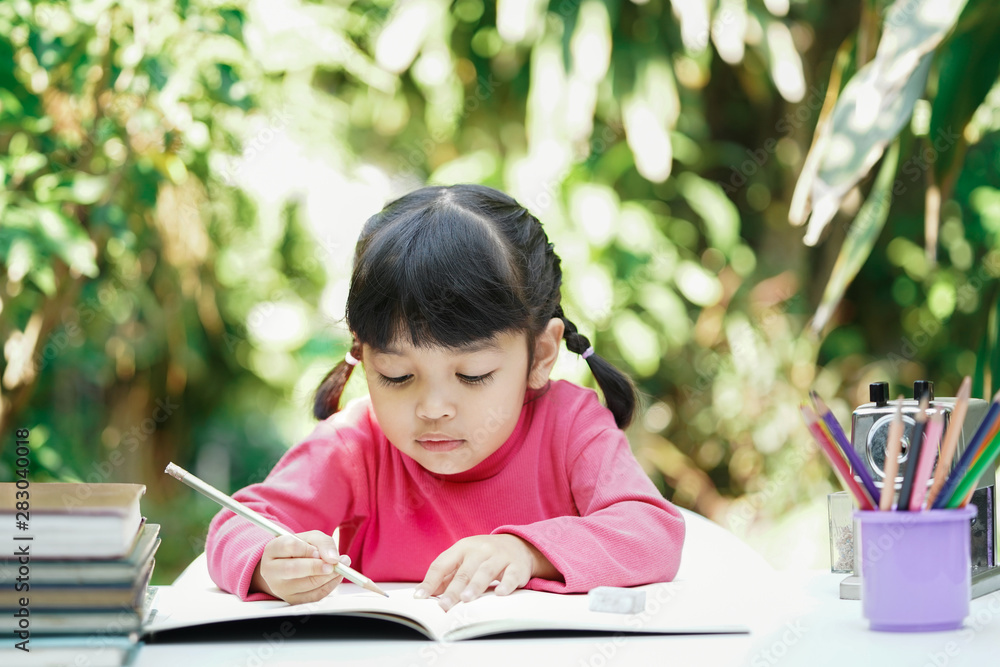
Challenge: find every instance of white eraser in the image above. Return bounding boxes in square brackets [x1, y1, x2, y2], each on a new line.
[587, 586, 646, 614]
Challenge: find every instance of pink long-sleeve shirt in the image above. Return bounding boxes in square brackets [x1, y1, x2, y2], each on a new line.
[206, 380, 685, 601]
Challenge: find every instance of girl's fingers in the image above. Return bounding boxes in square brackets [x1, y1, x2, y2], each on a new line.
[437, 557, 494, 610]
[298, 531, 342, 563]
[495, 563, 528, 596]
[267, 534, 321, 560]
[416, 550, 463, 599]
[458, 559, 507, 604]
[284, 573, 344, 604]
[273, 556, 337, 580]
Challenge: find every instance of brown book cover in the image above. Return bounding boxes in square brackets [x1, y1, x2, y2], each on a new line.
[0, 523, 160, 586]
[0, 483, 145, 514]
[0, 554, 155, 611]
[0, 483, 145, 559]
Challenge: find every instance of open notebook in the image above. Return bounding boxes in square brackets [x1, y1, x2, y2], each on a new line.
[144, 579, 749, 642]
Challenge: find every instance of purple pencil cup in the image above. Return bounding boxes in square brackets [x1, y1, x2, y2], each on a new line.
[855, 507, 974, 632]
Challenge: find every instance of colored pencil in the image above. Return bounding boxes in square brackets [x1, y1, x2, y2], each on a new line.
[932, 389, 1000, 509]
[801, 405, 876, 510]
[924, 377, 970, 508]
[944, 425, 1000, 508]
[810, 392, 881, 507]
[879, 396, 905, 511]
[897, 396, 929, 511]
[970, 403, 1000, 467]
[908, 410, 943, 510]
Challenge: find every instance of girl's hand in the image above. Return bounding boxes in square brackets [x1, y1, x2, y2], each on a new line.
[414, 534, 560, 610]
[250, 530, 350, 605]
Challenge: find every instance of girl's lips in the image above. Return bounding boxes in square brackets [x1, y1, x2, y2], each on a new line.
[416, 439, 464, 452]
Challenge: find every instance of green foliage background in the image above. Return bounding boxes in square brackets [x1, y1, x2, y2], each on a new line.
[3, 0, 1000, 583]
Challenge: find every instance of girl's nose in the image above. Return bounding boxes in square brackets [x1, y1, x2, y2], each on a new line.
[416, 390, 456, 421]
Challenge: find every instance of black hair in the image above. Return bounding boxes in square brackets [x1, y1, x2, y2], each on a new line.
[313, 184, 638, 428]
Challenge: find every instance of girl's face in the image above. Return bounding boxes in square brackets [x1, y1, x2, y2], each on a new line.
[361, 321, 562, 475]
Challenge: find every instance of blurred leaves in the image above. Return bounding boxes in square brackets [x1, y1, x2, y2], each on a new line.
[813, 140, 900, 331]
[794, 0, 967, 244]
[8, 0, 1000, 580]
[793, 0, 1000, 409]
[929, 0, 1000, 197]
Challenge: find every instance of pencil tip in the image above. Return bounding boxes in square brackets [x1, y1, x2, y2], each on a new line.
[951, 377, 969, 402]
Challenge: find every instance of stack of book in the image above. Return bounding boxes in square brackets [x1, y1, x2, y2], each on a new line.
[0, 483, 159, 664]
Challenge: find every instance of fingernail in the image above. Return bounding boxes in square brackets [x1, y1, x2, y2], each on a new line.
[311, 549, 320, 558]
[413, 588, 428, 599]
[460, 588, 474, 602]
[438, 596, 453, 610]
[325, 549, 337, 560]
[496, 584, 509, 595]
[322, 564, 334, 574]
[339, 554, 352, 566]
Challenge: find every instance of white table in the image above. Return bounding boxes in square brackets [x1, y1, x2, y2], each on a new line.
[132, 508, 1000, 666]
[130, 570, 1000, 666]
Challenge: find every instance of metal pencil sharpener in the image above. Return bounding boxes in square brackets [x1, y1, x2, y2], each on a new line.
[833, 380, 999, 600]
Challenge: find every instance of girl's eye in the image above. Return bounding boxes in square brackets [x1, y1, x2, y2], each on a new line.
[458, 372, 495, 386]
[376, 374, 412, 387]
[375, 372, 495, 387]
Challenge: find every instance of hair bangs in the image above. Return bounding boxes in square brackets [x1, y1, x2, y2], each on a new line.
[347, 201, 530, 351]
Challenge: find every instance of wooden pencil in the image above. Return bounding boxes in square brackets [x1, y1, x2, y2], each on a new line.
[897, 395, 929, 511]
[164, 462, 389, 597]
[879, 396, 905, 510]
[909, 410, 943, 510]
[924, 377, 970, 509]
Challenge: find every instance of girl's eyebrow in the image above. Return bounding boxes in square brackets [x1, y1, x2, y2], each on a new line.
[374, 339, 503, 356]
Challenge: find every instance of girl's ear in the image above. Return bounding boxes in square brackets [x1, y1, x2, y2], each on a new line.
[528, 318, 565, 389]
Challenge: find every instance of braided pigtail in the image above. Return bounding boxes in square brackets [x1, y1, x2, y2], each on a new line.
[556, 307, 638, 429]
[313, 340, 362, 420]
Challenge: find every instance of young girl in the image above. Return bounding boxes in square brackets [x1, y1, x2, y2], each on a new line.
[206, 184, 685, 610]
